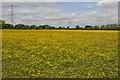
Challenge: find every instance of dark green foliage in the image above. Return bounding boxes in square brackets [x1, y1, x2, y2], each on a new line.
[30, 25, 36, 29]
[0, 20, 6, 29]
[1, 20, 120, 30]
[15, 24, 26, 29]
[75, 25, 80, 30]
[3, 23, 14, 29]
[85, 25, 93, 30]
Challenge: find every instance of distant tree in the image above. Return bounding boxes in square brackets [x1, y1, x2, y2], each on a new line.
[75, 25, 80, 30]
[79, 27, 83, 30]
[41, 25, 46, 29]
[70, 28, 75, 30]
[48, 26, 56, 29]
[62, 27, 66, 29]
[38, 25, 42, 29]
[44, 25, 49, 29]
[109, 24, 118, 30]
[52, 26, 56, 29]
[1, 20, 119, 30]
[101, 25, 105, 30]
[15, 24, 25, 29]
[85, 25, 92, 30]
[58, 26, 62, 29]
[24, 25, 30, 29]
[41, 25, 54, 29]
[34, 26, 38, 29]
[0, 20, 6, 29]
[67, 26, 69, 28]
[3, 23, 14, 29]
[48, 26, 54, 29]
[93, 25, 100, 30]
[30, 25, 36, 29]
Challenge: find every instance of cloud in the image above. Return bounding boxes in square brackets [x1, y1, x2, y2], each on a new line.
[15, 7, 63, 15]
[87, 5, 93, 9]
[1, 0, 82, 2]
[76, 9, 118, 26]
[1, 0, 108, 2]
[97, 1, 118, 8]
[85, 0, 94, 2]
[98, 0, 119, 2]
[10, 8, 117, 27]
[2, 2, 61, 8]
[2, 2, 118, 27]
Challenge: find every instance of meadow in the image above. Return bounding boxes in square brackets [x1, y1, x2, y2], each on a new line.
[2, 30, 119, 78]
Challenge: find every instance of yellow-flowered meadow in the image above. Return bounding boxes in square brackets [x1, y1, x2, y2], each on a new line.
[2, 30, 119, 78]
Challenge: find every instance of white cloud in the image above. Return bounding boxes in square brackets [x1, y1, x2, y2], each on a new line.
[76, 9, 118, 26]
[15, 7, 63, 15]
[2, 0, 110, 2]
[85, 0, 94, 2]
[2, 2, 60, 8]
[87, 5, 93, 8]
[9, 8, 117, 27]
[98, 0, 119, 2]
[1, 0, 87, 2]
[2, 2, 118, 27]
[97, 2, 118, 8]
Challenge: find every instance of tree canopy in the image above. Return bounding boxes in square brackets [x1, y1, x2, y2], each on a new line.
[1, 20, 120, 30]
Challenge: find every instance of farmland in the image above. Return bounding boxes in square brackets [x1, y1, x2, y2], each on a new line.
[2, 30, 119, 78]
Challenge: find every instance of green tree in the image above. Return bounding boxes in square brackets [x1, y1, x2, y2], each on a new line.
[15, 24, 25, 29]
[58, 26, 62, 29]
[75, 25, 80, 30]
[24, 25, 30, 29]
[93, 25, 100, 30]
[85, 25, 92, 30]
[30, 25, 36, 29]
[101, 25, 105, 30]
[41, 25, 46, 29]
[0, 20, 6, 29]
[3, 23, 14, 29]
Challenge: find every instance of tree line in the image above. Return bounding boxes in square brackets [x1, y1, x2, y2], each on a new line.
[0, 20, 120, 30]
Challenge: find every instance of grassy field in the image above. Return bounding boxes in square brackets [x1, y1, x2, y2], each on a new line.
[2, 30, 119, 78]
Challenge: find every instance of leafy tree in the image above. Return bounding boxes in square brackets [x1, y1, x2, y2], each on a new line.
[75, 25, 80, 30]
[41, 25, 46, 29]
[85, 25, 92, 30]
[101, 25, 105, 30]
[58, 26, 62, 29]
[67, 26, 70, 29]
[24, 25, 30, 29]
[35, 26, 40, 29]
[1, 20, 119, 30]
[3, 23, 14, 29]
[93, 25, 100, 30]
[0, 20, 6, 29]
[15, 24, 25, 29]
[79, 27, 83, 30]
[62, 27, 66, 29]
[30, 25, 36, 29]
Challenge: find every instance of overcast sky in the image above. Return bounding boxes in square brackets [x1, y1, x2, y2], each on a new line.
[1, 0, 119, 27]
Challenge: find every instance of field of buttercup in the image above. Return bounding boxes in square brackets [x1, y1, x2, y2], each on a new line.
[2, 30, 119, 78]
